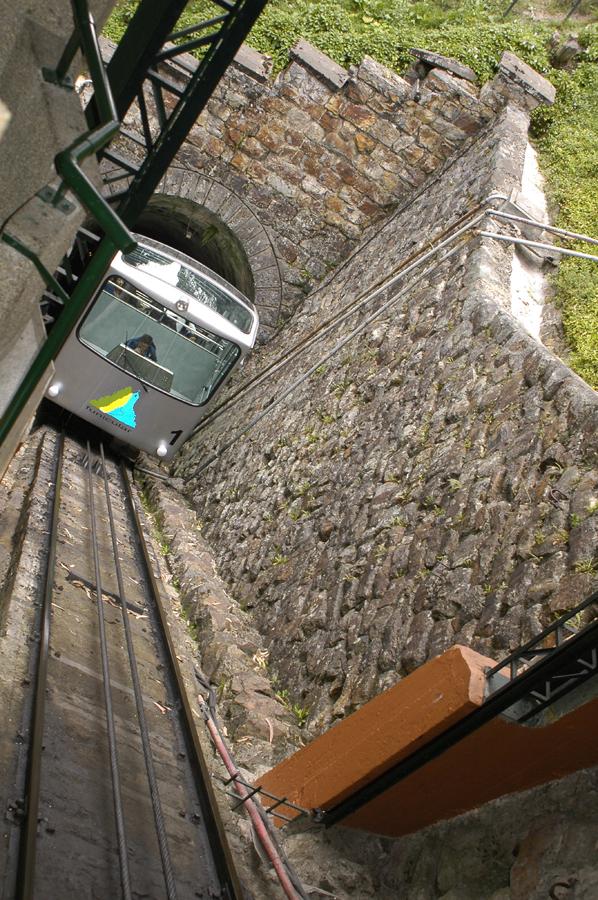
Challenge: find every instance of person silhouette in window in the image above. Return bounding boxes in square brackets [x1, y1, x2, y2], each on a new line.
[126, 333, 158, 361]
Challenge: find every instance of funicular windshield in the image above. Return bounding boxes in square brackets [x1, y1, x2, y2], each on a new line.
[78, 278, 240, 405]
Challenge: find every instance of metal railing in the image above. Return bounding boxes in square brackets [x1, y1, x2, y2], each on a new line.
[0, 0, 269, 453]
[485, 589, 598, 722]
[49, 0, 135, 249]
[503, 0, 585, 23]
[186, 194, 598, 476]
[319, 589, 598, 828]
[0, 0, 135, 449]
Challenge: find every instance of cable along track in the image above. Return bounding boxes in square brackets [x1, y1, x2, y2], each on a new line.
[13, 434, 241, 900]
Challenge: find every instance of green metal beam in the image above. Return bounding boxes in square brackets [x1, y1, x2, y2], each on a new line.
[115, 0, 269, 228]
[103, 1, 188, 122]
[1, 0, 271, 454]
[0, 238, 117, 447]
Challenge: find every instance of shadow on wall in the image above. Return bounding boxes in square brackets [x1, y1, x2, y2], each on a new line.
[135, 194, 255, 300]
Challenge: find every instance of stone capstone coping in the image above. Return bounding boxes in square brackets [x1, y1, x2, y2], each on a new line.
[410, 47, 478, 83]
[233, 43, 272, 83]
[356, 56, 411, 103]
[289, 39, 349, 90]
[102, 35, 273, 86]
[497, 50, 556, 107]
[425, 67, 480, 99]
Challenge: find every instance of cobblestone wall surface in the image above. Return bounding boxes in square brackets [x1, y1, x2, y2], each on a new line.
[187, 47, 493, 287]
[174, 97, 598, 735]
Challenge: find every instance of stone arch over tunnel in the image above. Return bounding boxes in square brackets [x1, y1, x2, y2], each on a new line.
[136, 195, 255, 299]
[145, 167, 284, 341]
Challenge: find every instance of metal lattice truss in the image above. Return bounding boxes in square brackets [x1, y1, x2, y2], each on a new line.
[222, 772, 310, 825]
[41, 0, 268, 326]
[95, 0, 268, 227]
[486, 590, 598, 723]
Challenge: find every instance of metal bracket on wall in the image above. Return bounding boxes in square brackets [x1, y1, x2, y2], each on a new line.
[37, 185, 76, 215]
[41, 67, 74, 91]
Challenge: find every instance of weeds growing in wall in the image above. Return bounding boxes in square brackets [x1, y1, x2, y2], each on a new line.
[105, 1, 598, 389]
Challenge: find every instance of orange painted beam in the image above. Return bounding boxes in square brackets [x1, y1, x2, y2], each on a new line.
[257, 645, 598, 837]
[343, 696, 598, 836]
[258, 645, 494, 822]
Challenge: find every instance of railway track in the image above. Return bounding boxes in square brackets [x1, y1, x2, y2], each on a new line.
[2, 432, 242, 900]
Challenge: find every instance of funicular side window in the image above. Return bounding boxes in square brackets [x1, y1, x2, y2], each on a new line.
[78, 278, 240, 405]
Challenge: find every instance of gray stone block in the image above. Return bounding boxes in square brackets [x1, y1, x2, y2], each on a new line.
[233, 43, 272, 83]
[357, 56, 411, 102]
[497, 51, 556, 107]
[426, 67, 480, 99]
[290, 39, 349, 90]
[410, 47, 478, 83]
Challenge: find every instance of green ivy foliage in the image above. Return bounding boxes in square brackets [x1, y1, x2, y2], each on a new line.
[245, 0, 555, 80]
[533, 58, 598, 389]
[105, 1, 598, 389]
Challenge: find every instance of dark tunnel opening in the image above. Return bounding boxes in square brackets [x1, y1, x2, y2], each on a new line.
[134, 195, 255, 301]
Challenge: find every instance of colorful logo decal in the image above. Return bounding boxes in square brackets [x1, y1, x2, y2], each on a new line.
[89, 386, 140, 428]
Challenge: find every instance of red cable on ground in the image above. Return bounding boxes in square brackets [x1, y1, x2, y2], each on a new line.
[201, 704, 301, 900]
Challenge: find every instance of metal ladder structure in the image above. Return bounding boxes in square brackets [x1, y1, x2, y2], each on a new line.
[0, 0, 268, 449]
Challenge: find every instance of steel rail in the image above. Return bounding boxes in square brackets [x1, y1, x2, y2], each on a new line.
[191, 192, 516, 436]
[85, 441, 132, 900]
[119, 463, 243, 900]
[486, 209, 598, 247]
[191, 199, 498, 438]
[197, 191, 598, 440]
[16, 433, 64, 900]
[99, 445, 178, 900]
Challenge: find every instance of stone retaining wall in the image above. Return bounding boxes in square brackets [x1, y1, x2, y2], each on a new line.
[174, 93, 598, 735]
[140, 471, 302, 773]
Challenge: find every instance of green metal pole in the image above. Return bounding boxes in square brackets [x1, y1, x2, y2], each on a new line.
[54, 122, 135, 246]
[0, 238, 117, 448]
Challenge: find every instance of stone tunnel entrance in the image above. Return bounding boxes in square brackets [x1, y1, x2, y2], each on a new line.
[135, 194, 256, 301]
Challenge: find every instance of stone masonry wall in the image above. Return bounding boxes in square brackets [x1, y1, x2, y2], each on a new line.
[173, 91, 598, 737]
[110, 40, 502, 336]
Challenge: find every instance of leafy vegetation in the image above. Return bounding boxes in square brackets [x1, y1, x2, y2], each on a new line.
[105, 2, 598, 388]
[531, 50, 598, 389]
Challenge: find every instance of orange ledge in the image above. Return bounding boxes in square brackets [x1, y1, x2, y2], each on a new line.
[257, 645, 598, 837]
